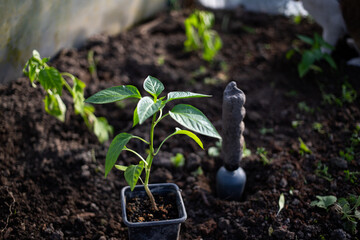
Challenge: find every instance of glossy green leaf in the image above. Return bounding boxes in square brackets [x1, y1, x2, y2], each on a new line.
[105, 133, 133, 177]
[85, 85, 141, 104]
[137, 97, 162, 124]
[125, 162, 144, 191]
[143, 76, 164, 98]
[133, 106, 139, 127]
[115, 165, 128, 171]
[38, 67, 63, 95]
[167, 91, 211, 102]
[44, 93, 66, 122]
[169, 104, 221, 139]
[93, 117, 113, 143]
[173, 128, 203, 149]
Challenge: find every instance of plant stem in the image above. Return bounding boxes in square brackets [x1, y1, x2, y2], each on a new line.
[144, 113, 158, 211]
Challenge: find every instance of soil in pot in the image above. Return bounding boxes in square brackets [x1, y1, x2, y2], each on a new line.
[126, 193, 179, 222]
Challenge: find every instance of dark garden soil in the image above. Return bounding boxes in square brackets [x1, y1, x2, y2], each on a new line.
[1, 6, 360, 240]
[126, 193, 179, 222]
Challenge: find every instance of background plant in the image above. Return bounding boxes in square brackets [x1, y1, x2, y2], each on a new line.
[336, 195, 360, 234]
[256, 147, 271, 165]
[286, 33, 337, 78]
[85, 75, 221, 210]
[184, 10, 222, 62]
[311, 195, 360, 234]
[23, 50, 113, 143]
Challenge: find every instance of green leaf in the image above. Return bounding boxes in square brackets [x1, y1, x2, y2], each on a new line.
[43, 93, 66, 122]
[125, 162, 144, 191]
[169, 104, 221, 139]
[93, 117, 113, 143]
[133, 106, 139, 127]
[298, 138, 312, 154]
[323, 54, 337, 69]
[38, 67, 63, 94]
[105, 133, 133, 177]
[297, 34, 314, 45]
[115, 165, 128, 171]
[73, 91, 85, 115]
[85, 85, 141, 104]
[137, 97, 162, 124]
[167, 91, 211, 102]
[143, 76, 164, 98]
[310, 195, 337, 209]
[171, 153, 185, 168]
[173, 128, 204, 149]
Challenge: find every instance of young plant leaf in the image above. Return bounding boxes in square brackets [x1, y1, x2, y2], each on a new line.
[297, 34, 314, 45]
[125, 162, 144, 191]
[105, 133, 133, 177]
[137, 97, 162, 124]
[133, 106, 139, 127]
[173, 128, 204, 149]
[310, 195, 337, 209]
[44, 93, 66, 122]
[277, 193, 285, 216]
[298, 137, 312, 155]
[38, 67, 63, 95]
[143, 75, 164, 98]
[167, 91, 211, 102]
[85, 85, 141, 104]
[93, 117, 114, 144]
[115, 165, 128, 171]
[169, 104, 221, 139]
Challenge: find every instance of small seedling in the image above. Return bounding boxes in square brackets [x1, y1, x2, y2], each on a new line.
[344, 170, 360, 184]
[321, 81, 357, 107]
[297, 101, 314, 114]
[311, 195, 337, 210]
[298, 138, 312, 156]
[242, 142, 252, 158]
[312, 195, 360, 234]
[342, 81, 357, 104]
[286, 33, 337, 78]
[256, 147, 271, 165]
[192, 166, 204, 177]
[336, 195, 360, 234]
[87, 50, 98, 80]
[259, 127, 274, 135]
[291, 120, 303, 129]
[315, 162, 333, 181]
[208, 140, 251, 158]
[156, 55, 165, 66]
[312, 122, 325, 134]
[23, 50, 113, 143]
[85, 75, 221, 210]
[340, 148, 355, 162]
[277, 193, 285, 216]
[184, 10, 222, 62]
[171, 153, 185, 168]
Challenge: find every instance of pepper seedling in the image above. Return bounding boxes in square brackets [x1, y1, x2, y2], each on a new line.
[23, 50, 113, 143]
[85, 76, 221, 210]
[184, 10, 222, 62]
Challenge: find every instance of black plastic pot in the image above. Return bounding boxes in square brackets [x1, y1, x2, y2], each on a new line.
[121, 183, 187, 240]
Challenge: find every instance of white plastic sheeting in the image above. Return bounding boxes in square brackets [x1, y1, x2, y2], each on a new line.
[198, 0, 308, 16]
[0, 0, 166, 83]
